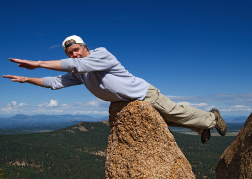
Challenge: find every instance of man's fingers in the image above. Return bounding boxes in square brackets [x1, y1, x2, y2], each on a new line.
[9, 58, 21, 63]
[3, 75, 15, 81]
[9, 58, 37, 70]
[3, 75, 18, 79]
[9, 58, 28, 65]
[2, 75, 25, 83]
[2, 75, 15, 79]
[2, 75, 12, 78]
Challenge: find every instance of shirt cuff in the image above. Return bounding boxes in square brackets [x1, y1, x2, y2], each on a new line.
[42, 77, 51, 87]
[61, 58, 71, 72]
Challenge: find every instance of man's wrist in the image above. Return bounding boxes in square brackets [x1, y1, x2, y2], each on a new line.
[24, 77, 29, 83]
[37, 60, 42, 68]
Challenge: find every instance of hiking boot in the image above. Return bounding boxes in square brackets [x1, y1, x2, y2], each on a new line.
[201, 129, 211, 144]
[210, 108, 228, 136]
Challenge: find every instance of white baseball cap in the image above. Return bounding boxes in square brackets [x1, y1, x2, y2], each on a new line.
[62, 35, 85, 51]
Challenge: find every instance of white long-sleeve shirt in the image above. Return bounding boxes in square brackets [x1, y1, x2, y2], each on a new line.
[42, 47, 149, 102]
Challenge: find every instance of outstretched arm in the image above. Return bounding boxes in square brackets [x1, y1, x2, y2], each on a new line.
[9, 58, 62, 71]
[2, 75, 43, 87]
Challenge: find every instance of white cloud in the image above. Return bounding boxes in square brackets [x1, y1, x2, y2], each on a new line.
[38, 103, 46, 107]
[48, 100, 58, 107]
[49, 45, 60, 49]
[220, 105, 252, 112]
[62, 104, 72, 108]
[231, 105, 250, 109]
[177, 102, 208, 108]
[167, 95, 201, 102]
[8, 101, 17, 107]
[221, 108, 252, 112]
[27, 99, 110, 116]
[1, 101, 29, 113]
[38, 100, 58, 107]
[177, 102, 190, 106]
[211, 93, 252, 103]
[1, 93, 251, 117]
[166, 93, 252, 104]
[83, 99, 110, 108]
[88, 101, 99, 107]
[19, 103, 29, 107]
[73, 102, 83, 106]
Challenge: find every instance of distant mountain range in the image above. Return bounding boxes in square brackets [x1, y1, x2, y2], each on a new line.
[222, 115, 248, 123]
[0, 114, 249, 128]
[0, 114, 109, 128]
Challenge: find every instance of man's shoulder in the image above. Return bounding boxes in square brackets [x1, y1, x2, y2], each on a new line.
[90, 47, 114, 58]
[91, 47, 107, 52]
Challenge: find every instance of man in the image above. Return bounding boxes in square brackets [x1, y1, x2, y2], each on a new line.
[2, 35, 227, 144]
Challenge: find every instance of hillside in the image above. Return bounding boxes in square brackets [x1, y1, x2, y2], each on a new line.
[174, 132, 235, 178]
[0, 121, 236, 179]
[0, 121, 110, 179]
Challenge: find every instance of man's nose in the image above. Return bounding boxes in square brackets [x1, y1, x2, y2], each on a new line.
[73, 52, 78, 58]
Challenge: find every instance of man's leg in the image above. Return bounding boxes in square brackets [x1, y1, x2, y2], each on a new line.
[161, 104, 216, 134]
[143, 84, 227, 143]
[143, 84, 216, 132]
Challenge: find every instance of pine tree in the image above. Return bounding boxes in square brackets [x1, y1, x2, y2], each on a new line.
[0, 168, 5, 178]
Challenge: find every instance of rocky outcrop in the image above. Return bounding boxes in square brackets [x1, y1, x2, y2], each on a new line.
[216, 113, 252, 179]
[105, 100, 195, 179]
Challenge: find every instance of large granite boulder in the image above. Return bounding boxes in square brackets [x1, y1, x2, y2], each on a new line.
[105, 100, 195, 179]
[216, 113, 252, 179]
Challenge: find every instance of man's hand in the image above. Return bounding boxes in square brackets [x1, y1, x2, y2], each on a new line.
[2, 75, 43, 86]
[8, 58, 62, 71]
[2, 75, 27, 83]
[9, 58, 40, 70]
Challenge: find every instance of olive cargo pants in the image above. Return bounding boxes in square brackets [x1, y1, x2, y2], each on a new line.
[143, 84, 216, 134]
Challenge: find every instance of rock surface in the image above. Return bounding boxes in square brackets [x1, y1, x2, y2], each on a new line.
[105, 100, 195, 179]
[216, 113, 252, 179]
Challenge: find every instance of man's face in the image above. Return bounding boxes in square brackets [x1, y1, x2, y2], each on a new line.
[65, 44, 90, 58]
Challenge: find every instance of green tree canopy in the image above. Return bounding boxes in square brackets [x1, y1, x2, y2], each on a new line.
[0, 168, 5, 178]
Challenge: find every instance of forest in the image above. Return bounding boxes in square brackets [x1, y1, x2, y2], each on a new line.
[0, 122, 238, 179]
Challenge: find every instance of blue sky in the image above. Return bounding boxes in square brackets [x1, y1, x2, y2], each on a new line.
[0, 0, 251, 118]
